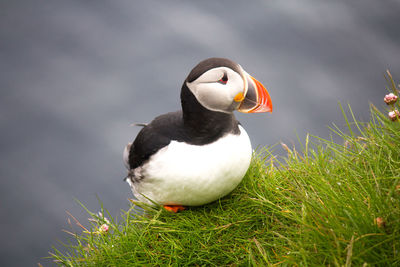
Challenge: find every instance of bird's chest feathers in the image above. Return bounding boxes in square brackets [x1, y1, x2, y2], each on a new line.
[137, 126, 252, 205]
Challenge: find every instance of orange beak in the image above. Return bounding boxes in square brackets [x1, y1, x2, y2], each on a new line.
[237, 73, 272, 113]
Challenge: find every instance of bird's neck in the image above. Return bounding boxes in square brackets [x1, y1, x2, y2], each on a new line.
[180, 83, 238, 136]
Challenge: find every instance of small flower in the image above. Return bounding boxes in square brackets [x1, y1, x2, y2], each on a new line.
[375, 217, 386, 228]
[388, 110, 400, 121]
[99, 224, 109, 234]
[384, 93, 398, 105]
[395, 184, 400, 194]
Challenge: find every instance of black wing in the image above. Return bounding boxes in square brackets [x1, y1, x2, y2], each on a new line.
[128, 111, 186, 169]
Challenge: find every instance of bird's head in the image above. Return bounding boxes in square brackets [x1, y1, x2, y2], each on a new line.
[184, 57, 272, 114]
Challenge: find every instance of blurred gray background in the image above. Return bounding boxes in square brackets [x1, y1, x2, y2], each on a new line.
[1, 0, 400, 265]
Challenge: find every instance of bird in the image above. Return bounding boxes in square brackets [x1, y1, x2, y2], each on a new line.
[123, 57, 272, 212]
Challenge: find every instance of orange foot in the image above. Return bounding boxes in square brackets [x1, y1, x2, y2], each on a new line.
[163, 205, 186, 213]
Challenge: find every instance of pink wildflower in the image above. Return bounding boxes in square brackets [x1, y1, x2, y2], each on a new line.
[384, 93, 398, 105]
[388, 110, 400, 121]
[99, 224, 109, 234]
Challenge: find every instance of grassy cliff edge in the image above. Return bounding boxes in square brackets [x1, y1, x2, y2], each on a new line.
[50, 74, 400, 266]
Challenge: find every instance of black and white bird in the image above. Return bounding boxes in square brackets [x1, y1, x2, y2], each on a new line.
[123, 58, 272, 212]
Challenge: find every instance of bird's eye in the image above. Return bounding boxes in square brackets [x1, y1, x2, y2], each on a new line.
[218, 73, 228, 84]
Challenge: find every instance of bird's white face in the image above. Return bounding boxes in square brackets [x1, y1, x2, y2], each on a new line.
[186, 66, 246, 113]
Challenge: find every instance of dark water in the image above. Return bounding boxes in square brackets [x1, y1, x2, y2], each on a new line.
[1, 1, 400, 265]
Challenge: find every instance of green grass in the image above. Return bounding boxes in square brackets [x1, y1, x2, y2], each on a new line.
[50, 73, 400, 266]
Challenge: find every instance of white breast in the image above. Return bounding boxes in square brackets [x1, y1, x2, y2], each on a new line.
[130, 125, 252, 206]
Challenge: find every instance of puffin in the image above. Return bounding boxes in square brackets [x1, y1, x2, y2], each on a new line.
[123, 58, 272, 212]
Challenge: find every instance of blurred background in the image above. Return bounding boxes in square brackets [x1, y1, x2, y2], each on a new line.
[1, 0, 400, 265]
